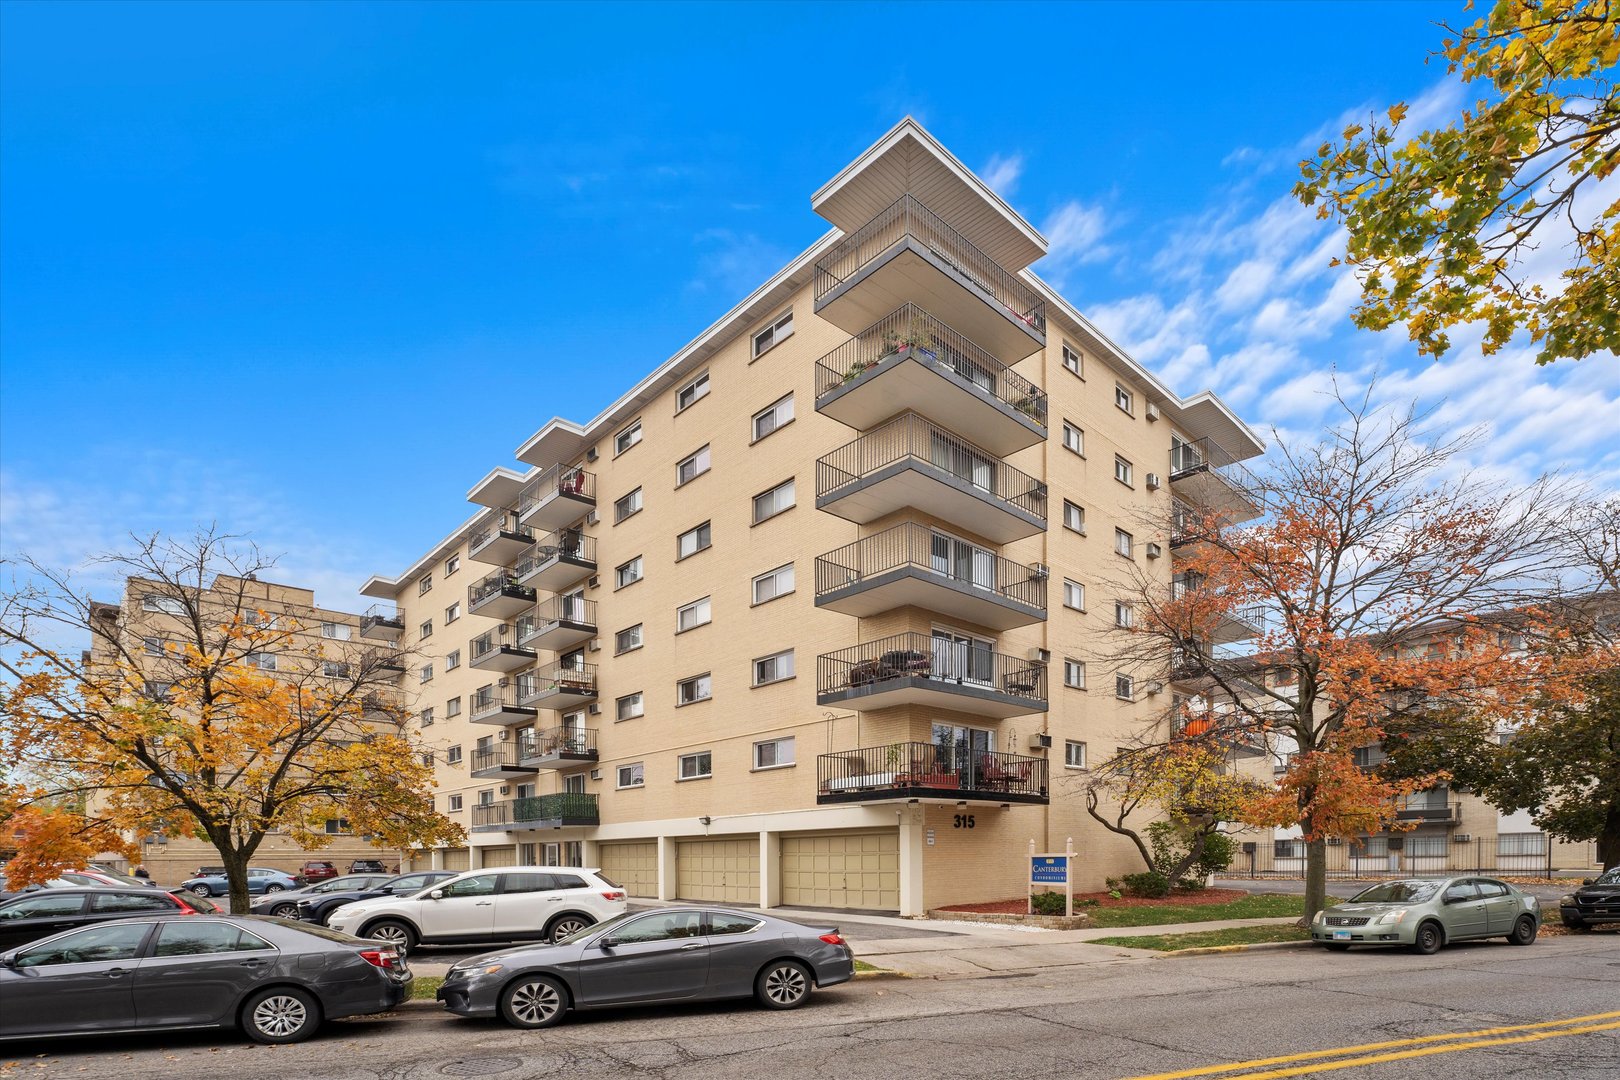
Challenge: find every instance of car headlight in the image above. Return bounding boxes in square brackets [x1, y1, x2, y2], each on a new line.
[1375, 909, 1407, 925]
[1311, 910, 1324, 925]
[1560, 894, 1576, 906]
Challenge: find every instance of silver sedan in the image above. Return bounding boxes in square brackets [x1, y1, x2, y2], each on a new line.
[1310, 876, 1541, 953]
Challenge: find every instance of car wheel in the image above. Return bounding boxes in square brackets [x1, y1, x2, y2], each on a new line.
[190, 883, 213, 897]
[366, 919, 417, 952]
[1322, 942, 1351, 952]
[1562, 918, 1588, 931]
[755, 960, 812, 1010]
[1508, 915, 1538, 945]
[1410, 921, 1444, 955]
[546, 914, 593, 943]
[264, 883, 286, 893]
[269, 902, 299, 918]
[499, 974, 568, 1029]
[241, 987, 321, 1044]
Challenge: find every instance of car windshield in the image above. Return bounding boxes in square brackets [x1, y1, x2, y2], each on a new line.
[1349, 880, 1441, 903]
[1591, 867, 1620, 886]
[561, 910, 638, 944]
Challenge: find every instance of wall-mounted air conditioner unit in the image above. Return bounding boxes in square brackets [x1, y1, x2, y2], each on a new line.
[1145, 472, 1162, 490]
[1326, 836, 1343, 846]
[586, 447, 599, 462]
[588, 638, 601, 652]
[1028, 733, 1053, 750]
[1453, 834, 1472, 844]
[497, 729, 509, 741]
[1029, 647, 1051, 664]
[587, 703, 602, 716]
[585, 510, 600, 525]
[1144, 680, 1165, 696]
[590, 769, 602, 781]
[1145, 542, 1163, 559]
[588, 575, 600, 589]
[1031, 563, 1050, 580]
[1145, 402, 1161, 421]
[499, 785, 511, 795]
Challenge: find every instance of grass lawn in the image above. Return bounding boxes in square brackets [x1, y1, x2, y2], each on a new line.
[411, 975, 443, 1000]
[1085, 893, 1333, 928]
[853, 960, 883, 973]
[1091, 925, 1312, 951]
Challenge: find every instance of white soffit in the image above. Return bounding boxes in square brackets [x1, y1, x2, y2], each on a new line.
[465, 467, 532, 509]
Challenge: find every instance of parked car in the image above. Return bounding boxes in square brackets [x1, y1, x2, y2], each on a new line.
[0, 915, 410, 1043]
[437, 907, 853, 1028]
[180, 867, 300, 897]
[349, 859, 390, 874]
[327, 867, 626, 951]
[1559, 866, 1620, 929]
[1310, 876, 1541, 953]
[297, 861, 339, 884]
[250, 874, 394, 918]
[0, 887, 214, 951]
[297, 870, 456, 926]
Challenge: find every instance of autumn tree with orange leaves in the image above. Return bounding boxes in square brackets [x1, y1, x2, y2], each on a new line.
[1, 532, 464, 913]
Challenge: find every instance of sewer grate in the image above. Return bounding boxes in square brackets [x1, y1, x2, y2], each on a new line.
[439, 1058, 524, 1077]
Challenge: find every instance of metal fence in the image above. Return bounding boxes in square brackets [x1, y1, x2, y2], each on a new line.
[815, 522, 1046, 613]
[1233, 834, 1575, 878]
[817, 631, 1046, 703]
[471, 793, 599, 829]
[817, 742, 1048, 802]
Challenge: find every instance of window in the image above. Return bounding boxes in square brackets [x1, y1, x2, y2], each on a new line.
[615, 624, 644, 654]
[448, 794, 463, 811]
[421, 751, 435, 768]
[420, 707, 435, 727]
[1063, 501, 1086, 534]
[676, 371, 710, 412]
[752, 393, 794, 441]
[0, 893, 84, 919]
[446, 745, 462, 764]
[676, 445, 711, 486]
[419, 664, 434, 684]
[445, 554, 460, 577]
[419, 574, 433, 595]
[90, 892, 175, 914]
[752, 478, 795, 524]
[419, 619, 433, 640]
[615, 420, 643, 455]
[443, 873, 497, 898]
[242, 609, 278, 629]
[752, 649, 794, 686]
[1115, 602, 1133, 628]
[143, 636, 165, 657]
[676, 522, 711, 561]
[1063, 580, 1086, 611]
[676, 597, 712, 632]
[1062, 342, 1083, 375]
[246, 652, 277, 672]
[1115, 673, 1135, 700]
[324, 818, 351, 835]
[445, 649, 460, 671]
[678, 751, 713, 780]
[614, 487, 643, 523]
[445, 696, 461, 718]
[141, 594, 186, 616]
[445, 602, 461, 624]
[752, 310, 794, 357]
[677, 673, 712, 706]
[1062, 421, 1084, 455]
[14, 923, 150, 969]
[1115, 529, 1134, 558]
[616, 556, 644, 588]
[616, 692, 644, 721]
[1115, 384, 1134, 415]
[753, 736, 795, 769]
[1114, 456, 1134, 486]
[751, 563, 794, 605]
[1064, 659, 1086, 689]
[321, 622, 352, 640]
[1065, 740, 1088, 768]
[322, 660, 349, 678]
[617, 762, 645, 788]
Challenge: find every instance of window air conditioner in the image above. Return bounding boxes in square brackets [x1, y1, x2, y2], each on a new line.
[500, 785, 511, 795]
[1029, 647, 1051, 664]
[586, 447, 599, 462]
[1453, 834, 1472, 844]
[1326, 836, 1343, 846]
[588, 638, 601, 652]
[1146, 472, 1162, 490]
[1032, 563, 1050, 580]
[588, 575, 600, 589]
[1146, 542, 1163, 559]
[1029, 733, 1053, 750]
[1144, 680, 1165, 696]
[1145, 402, 1160, 421]
[587, 703, 602, 716]
[585, 510, 600, 525]
[497, 729, 509, 741]
[590, 769, 602, 781]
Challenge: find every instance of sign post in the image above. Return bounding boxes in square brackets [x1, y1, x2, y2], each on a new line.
[1028, 837, 1076, 916]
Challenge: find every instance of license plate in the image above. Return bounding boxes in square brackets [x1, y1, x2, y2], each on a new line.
[1333, 930, 1352, 940]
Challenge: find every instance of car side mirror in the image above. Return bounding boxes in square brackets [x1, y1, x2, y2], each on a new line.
[0, 954, 14, 969]
[429, 889, 445, 900]
[597, 937, 616, 949]
[1581, 878, 1594, 886]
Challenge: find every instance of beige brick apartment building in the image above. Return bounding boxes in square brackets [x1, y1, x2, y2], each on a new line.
[362, 120, 1265, 914]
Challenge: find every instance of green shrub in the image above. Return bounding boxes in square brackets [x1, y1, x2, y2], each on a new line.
[1030, 891, 1068, 915]
[1076, 897, 1100, 908]
[1195, 832, 1235, 877]
[1120, 871, 1171, 898]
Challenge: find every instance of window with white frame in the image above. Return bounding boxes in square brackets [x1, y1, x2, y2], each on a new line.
[1115, 529, 1134, 558]
[1064, 659, 1086, 688]
[322, 660, 349, 678]
[677, 522, 711, 560]
[1062, 421, 1084, 455]
[247, 652, 277, 672]
[615, 624, 644, 654]
[1115, 673, 1135, 700]
[752, 310, 793, 357]
[419, 663, 434, 684]
[677, 673, 712, 705]
[1065, 740, 1088, 768]
[1115, 601, 1133, 628]
[445, 649, 460, 671]
[751, 563, 794, 604]
[616, 556, 644, 588]
[1063, 500, 1086, 533]
[676, 371, 710, 412]
[445, 554, 460, 577]
[143, 636, 165, 657]
[1115, 384, 1134, 415]
[419, 707, 434, 727]
[1114, 455, 1133, 486]
[446, 745, 462, 764]
[1062, 343, 1083, 375]
[1063, 579, 1085, 611]
[419, 574, 433, 595]
[242, 610, 278, 628]
[676, 445, 711, 486]
[752, 393, 794, 441]
[752, 649, 794, 686]
[615, 487, 643, 523]
[753, 478, 795, 524]
[617, 762, 645, 788]
[445, 601, 461, 624]
[676, 597, 711, 632]
[615, 419, 643, 455]
[616, 691, 644, 721]
[448, 794, 463, 811]
[419, 619, 433, 640]
[445, 696, 461, 719]
[678, 751, 713, 780]
[754, 736, 795, 769]
[141, 594, 186, 616]
[321, 621, 352, 640]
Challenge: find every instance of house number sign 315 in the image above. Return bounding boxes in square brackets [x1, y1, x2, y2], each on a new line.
[953, 814, 976, 829]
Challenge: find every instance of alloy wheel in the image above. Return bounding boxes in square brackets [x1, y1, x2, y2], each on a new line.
[549, 917, 589, 942]
[763, 962, 809, 1006]
[252, 994, 308, 1039]
[506, 978, 562, 1026]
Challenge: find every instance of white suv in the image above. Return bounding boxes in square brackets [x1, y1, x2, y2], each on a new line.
[327, 866, 626, 951]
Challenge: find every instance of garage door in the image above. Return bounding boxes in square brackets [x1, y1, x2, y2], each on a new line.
[781, 832, 900, 911]
[478, 845, 518, 868]
[598, 842, 658, 897]
[676, 838, 759, 903]
[442, 848, 470, 872]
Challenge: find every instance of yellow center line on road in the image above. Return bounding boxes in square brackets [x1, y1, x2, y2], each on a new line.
[1119, 1010, 1620, 1080]
[1212, 1021, 1620, 1080]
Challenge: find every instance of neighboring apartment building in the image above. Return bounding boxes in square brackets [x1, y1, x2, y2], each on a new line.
[86, 574, 404, 883]
[361, 119, 1265, 914]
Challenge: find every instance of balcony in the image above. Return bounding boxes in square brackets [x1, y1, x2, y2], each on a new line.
[471, 793, 599, 832]
[817, 632, 1046, 718]
[1397, 791, 1461, 825]
[817, 414, 1045, 544]
[1170, 437, 1262, 522]
[517, 465, 596, 532]
[360, 692, 401, 721]
[359, 604, 404, 640]
[469, 628, 537, 673]
[470, 743, 537, 779]
[368, 650, 406, 676]
[468, 685, 538, 726]
[517, 661, 598, 711]
[814, 303, 1045, 455]
[515, 595, 597, 652]
[815, 522, 1045, 631]
[1171, 576, 1264, 645]
[817, 742, 1048, 806]
[466, 509, 535, 566]
[468, 570, 537, 620]
[814, 195, 1046, 362]
[513, 528, 596, 593]
[518, 724, 600, 769]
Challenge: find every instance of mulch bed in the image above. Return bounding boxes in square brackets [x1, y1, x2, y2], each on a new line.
[937, 888, 1251, 914]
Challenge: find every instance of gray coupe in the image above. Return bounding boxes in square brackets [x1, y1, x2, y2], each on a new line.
[1310, 876, 1541, 953]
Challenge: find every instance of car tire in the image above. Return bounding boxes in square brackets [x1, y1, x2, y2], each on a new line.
[545, 914, 593, 943]
[755, 960, 813, 1010]
[190, 883, 213, 897]
[241, 986, 322, 1044]
[1562, 918, 1588, 931]
[1508, 915, 1538, 945]
[499, 974, 568, 1029]
[365, 919, 417, 953]
[1410, 921, 1444, 955]
[1322, 942, 1351, 951]
[264, 883, 286, 893]
[269, 902, 299, 918]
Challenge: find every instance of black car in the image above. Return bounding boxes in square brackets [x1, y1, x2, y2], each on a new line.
[297, 870, 456, 926]
[0, 915, 410, 1043]
[0, 888, 214, 951]
[1560, 867, 1620, 928]
[249, 874, 393, 918]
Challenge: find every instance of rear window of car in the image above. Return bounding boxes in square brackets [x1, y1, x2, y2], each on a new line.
[155, 922, 273, 955]
[1349, 880, 1440, 904]
[552, 875, 588, 890]
[91, 892, 177, 913]
[185, 894, 223, 913]
[0, 893, 86, 919]
[708, 913, 761, 935]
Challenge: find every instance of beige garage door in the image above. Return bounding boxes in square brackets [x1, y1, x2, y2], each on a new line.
[478, 845, 518, 868]
[598, 842, 658, 897]
[676, 837, 760, 903]
[442, 848, 470, 872]
[781, 832, 900, 911]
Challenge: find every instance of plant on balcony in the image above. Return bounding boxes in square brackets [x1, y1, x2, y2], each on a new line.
[1011, 393, 1044, 421]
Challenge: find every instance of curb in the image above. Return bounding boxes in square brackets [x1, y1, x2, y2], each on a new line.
[1159, 941, 1316, 958]
[854, 968, 906, 980]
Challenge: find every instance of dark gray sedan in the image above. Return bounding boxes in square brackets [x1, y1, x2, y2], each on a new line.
[437, 907, 854, 1028]
[0, 915, 411, 1044]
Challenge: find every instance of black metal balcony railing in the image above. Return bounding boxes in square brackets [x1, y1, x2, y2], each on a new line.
[1170, 437, 1260, 493]
[470, 628, 534, 664]
[814, 195, 1047, 334]
[817, 413, 1047, 520]
[467, 509, 534, 554]
[1170, 576, 1266, 633]
[368, 650, 406, 674]
[513, 529, 596, 574]
[519, 724, 599, 760]
[817, 742, 1048, 803]
[360, 604, 404, 636]
[469, 686, 533, 721]
[517, 660, 598, 702]
[468, 569, 537, 609]
[813, 303, 1047, 426]
[471, 793, 599, 829]
[533, 593, 597, 627]
[518, 465, 597, 516]
[817, 632, 1046, 702]
[471, 744, 527, 773]
[815, 522, 1046, 612]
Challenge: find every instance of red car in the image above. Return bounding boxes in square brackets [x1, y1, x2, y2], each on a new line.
[298, 861, 339, 883]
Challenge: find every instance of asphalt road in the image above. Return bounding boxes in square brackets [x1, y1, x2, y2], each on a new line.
[9, 932, 1616, 1079]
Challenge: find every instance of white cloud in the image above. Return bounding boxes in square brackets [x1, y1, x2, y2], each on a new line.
[687, 228, 791, 300]
[1214, 259, 1276, 312]
[1040, 200, 1113, 273]
[981, 153, 1023, 197]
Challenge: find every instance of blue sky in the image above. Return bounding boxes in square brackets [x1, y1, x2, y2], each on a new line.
[3, 0, 1615, 611]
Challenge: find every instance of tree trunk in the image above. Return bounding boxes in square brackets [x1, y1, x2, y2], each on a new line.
[1303, 835, 1329, 924]
[218, 844, 252, 916]
[1600, 804, 1620, 871]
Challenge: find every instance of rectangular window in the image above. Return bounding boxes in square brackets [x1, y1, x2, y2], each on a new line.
[246, 652, 277, 672]
[1062, 343, 1083, 375]
[752, 649, 794, 686]
[615, 420, 643, 455]
[445, 649, 460, 671]
[143, 636, 165, 657]
[617, 762, 645, 789]
[676, 597, 712, 633]
[448, 794, 464, 811]
[419, 574, 433, 596]
[676, 522, 712, 560]
[615, 692, 644, 721]
[676, 371, 710, 412]
[1063, 580, 1085, 611]
[1064, 659, 1086, 689]
[141, 594, 186, 615]
[1115, 602, 1133, 628]
[615, 556, 644, 588]
[752, 393, 794, 442]
[322, 660, 349, 678]
[615, 624, 644, 654]
[678, 751, 713, 780]
[754, 736, 795, 769]
[420, 707, 434, 727]
[1115, 529, 1134, 558]
[1065, 740, 1088, 768]
[445, 554, 460, 577]
[419, 664, 434, 684]
[445, 602, 461, 624]
[676, 445, 711, 486]
[1115, 384, 1134, 415]
[446, 745, 462, 764]
[445, 696, 461, 719]
[1063, 501, 1086, 534]
[321, 622, 352, 640]
[751, 563, 794, 605]
[752, 478, 796, 524]
[419, 620, 433, 640]
[677, 673, 712, 706]
[752, 310, 794, 357]
[1114, 456, 1134, 486]
[615, 487, 643, 523]
[1115, 673, 1135, 700]
[1062, 421, 1084, 455]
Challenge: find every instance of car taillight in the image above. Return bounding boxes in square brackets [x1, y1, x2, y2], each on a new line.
[172, 896, 200, 915]
[359, 948, 400, 970]
[602, 891, 626, 901]
[819, 932, 847, 946]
